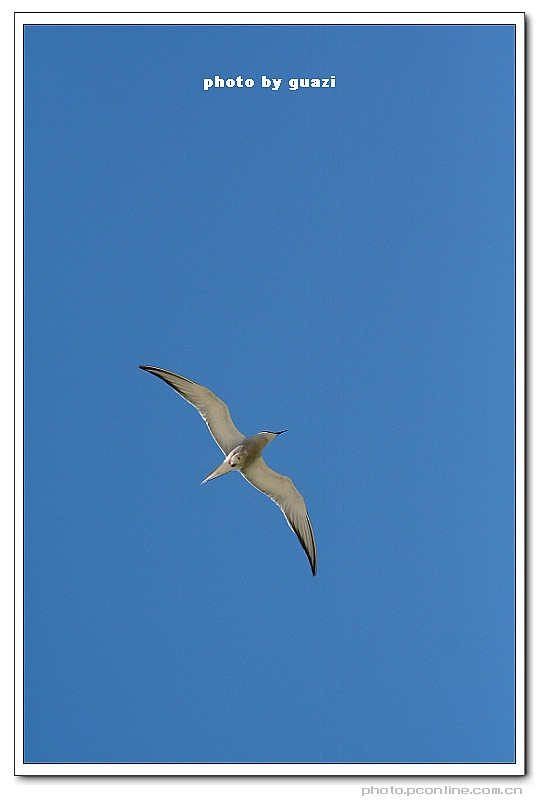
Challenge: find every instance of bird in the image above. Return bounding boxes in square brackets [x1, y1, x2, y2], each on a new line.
[139, 365, 317, 575]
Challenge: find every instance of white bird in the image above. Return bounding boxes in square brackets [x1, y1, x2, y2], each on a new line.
[140, 365, 317, 575]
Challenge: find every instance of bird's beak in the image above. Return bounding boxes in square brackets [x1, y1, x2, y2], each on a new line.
[276, 430, 287, 435]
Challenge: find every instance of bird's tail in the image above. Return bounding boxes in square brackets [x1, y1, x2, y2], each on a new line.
[201, 460, 235, 484]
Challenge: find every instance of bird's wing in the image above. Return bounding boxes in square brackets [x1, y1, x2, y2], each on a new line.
[241, 457, 317, 576]
[140, 366, 245, 455]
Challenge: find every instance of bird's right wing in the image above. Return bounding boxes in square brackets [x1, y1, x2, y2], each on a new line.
[241, 457, 317, 576]
[140, 366, 245, 455]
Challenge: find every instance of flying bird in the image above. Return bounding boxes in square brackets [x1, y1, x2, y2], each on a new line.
[140, 365, 317, 575]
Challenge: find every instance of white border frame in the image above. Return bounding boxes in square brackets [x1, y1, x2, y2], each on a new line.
[14, 10, 526, 777]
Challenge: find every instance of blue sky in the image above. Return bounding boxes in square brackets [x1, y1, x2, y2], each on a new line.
[23, 23, 516, 764]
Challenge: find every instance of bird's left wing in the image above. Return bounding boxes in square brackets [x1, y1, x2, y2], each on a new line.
[140, 366, 245, 455]
[241, 457, 317, 576]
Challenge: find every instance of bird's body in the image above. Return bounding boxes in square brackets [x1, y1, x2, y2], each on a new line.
[202, 432, 282, 482]
[140, 365, 317, 575]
